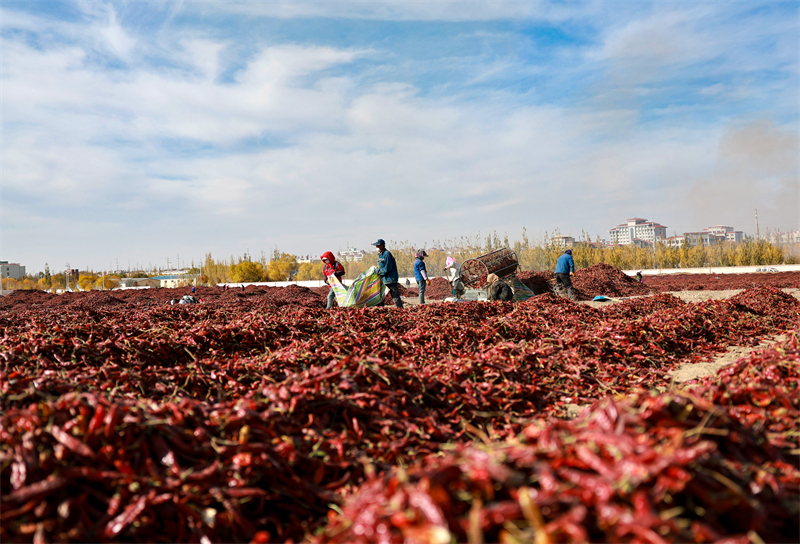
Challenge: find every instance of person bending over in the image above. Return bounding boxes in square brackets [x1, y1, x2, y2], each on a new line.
[487, 273, 513, 301]
[554, 249, 575, 299]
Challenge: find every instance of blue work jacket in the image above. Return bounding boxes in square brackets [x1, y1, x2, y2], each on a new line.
[377, 249, 399, 285]
[413, 258, 428, 282]
[555, 253, 575, 274]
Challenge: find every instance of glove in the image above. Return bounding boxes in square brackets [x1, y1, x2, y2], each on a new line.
[426, 279, 431, 286]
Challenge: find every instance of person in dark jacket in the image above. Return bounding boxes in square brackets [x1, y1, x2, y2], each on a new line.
[373, 239, 403, 308]
[554, 249, 575, 299]
[413, 250, 431, 304]
[321, 251, 346, 309]
[487, 273, 513, 301]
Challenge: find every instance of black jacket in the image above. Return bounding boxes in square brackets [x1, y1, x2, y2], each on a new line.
[489, 280, 513, 301]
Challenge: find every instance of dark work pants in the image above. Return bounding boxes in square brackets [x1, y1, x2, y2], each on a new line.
[417, 279, 426, 304]
[555, 273, 574, 297]
[326, 289, 336, 309]
[378, 282, 404, 308]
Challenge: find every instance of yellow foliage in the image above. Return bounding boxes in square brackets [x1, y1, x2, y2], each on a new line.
[296, 262, 325, 281]
[95, 275, 121, 290]
[78, 275, 97, 291]
[266, 252, 298, 281]
[231, 261, 264, 283]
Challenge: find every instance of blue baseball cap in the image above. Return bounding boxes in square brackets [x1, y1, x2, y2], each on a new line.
[372, 239, 386, 246]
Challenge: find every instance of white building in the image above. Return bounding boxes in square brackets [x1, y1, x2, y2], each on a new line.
[551, 235, 575, 248]
[767, 230, 800, 244]
[704, 225, 744, 243]
[609, 218, 667, 246]
[337, 247, 367, 262]
[1, 261, 26, 280]
[296, 254, 321, 264]
[665, 235, 685, 248]
[666, 225, 744, 247]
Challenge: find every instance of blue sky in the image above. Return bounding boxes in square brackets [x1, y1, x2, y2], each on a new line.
[2, 1, 798, 273]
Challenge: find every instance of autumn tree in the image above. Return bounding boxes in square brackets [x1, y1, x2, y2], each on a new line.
[94, 275, 121, 290]
[231, 261, 264, 283]
[78, 274, 98, 291]
[201, 253, 230, 285]
[266, 251, 299, 281]
[296, 262, 324, 281]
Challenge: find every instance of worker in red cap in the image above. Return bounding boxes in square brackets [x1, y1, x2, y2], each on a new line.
[321, 251, 345, 309]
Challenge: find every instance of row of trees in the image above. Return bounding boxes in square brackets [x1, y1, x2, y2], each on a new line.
[200, 250, 308, 285]
[197, 234, 795, 285]
[4, 236, 795, 291]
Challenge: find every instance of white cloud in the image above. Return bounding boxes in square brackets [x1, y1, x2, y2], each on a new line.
[2, 1, 798, 272]
[178, 38, 226, 81]
[198, 1, 558, 22]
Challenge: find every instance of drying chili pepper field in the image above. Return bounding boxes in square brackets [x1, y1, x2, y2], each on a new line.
[1, 276, 799, 542]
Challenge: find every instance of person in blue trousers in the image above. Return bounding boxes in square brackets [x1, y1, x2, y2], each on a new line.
[413, 250, 432, 304]
[373, 239, 403, 308]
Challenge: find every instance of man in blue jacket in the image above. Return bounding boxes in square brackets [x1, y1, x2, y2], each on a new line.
[373, 239, 403, 308]
[554, 249, 575, 299]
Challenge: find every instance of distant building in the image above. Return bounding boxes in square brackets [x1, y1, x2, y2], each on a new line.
[551, 235, 575, 248]
[665, 225, 744, 247]
[665, 235, 685, 248]
[704, 225, 744, 243]
[767, 230, 800, 244]
[609, 218, 667, 246]
[151, 274, 200, 288]
[0, 261, 26, 280]
[683, 232, 715, 247]
[296, 254, 322, 264]
[337, 247, 367, 262]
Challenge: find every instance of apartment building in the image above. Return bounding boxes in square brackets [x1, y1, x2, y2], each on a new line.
[608, 218, 667, 246]
[704, 225, 744, 243]
[666, 225, 744, 247]
[551, 235, 576, 248]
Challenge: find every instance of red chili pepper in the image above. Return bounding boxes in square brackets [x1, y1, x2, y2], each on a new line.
[2, 476, 68, 504]
[103, 494, 148, 538]
[50, 425, 95, 458]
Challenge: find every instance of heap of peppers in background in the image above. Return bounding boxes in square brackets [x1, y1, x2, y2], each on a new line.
[1, 283, 798, 542]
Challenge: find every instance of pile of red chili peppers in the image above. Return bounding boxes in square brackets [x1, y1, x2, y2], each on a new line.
[1, 284, 798, 542]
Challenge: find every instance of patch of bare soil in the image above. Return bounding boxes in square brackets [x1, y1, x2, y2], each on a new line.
[669, 334, 788, 384]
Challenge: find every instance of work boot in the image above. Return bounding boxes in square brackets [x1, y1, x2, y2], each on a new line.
[393, 297, 404, 308]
